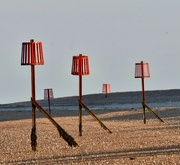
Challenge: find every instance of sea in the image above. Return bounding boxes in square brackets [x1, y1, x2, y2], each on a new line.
[1, 89, 180, 111]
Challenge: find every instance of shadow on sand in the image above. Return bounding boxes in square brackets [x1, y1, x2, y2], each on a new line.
[1, 144, 179, 164]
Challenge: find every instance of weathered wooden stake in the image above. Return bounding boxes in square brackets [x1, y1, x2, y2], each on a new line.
[31, 98, 78, 147]
[71, 54, 112, 136]
[31, 61, 37, 150]
[141, 61, 146, 124]
[30, 39, 37, 151]
[135, 61, 164, 123]
[21, 39, 78, 150]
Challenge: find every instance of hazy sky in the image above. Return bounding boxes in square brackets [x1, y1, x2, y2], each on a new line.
[1, 0, 180, 104]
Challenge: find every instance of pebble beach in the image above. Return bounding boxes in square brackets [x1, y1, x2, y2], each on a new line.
[0, 90, 180, 164]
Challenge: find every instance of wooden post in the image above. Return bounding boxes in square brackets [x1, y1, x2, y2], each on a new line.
[30, 40, 37, 150]
[141, 61, 146, 124]
[21, 40, 79, 151]
[135, 61, 164, 123]
[31, 98, 78, 147]
[142, 77, 146, 124]
[79, 54, 83, 136]
[47, 90, 51, 115]
[105, 85, 108, 98]
[71, 54, 111, 135]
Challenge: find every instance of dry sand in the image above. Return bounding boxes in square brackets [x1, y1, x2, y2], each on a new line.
[0, 107, 179, 165]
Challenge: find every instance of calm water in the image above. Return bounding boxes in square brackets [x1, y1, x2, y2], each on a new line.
[1, 89, 180, 111]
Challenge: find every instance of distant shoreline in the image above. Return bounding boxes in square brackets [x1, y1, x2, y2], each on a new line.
[1, 88, 180, 105]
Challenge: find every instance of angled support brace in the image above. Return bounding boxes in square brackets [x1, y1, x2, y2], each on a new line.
[31, 98, 78, 148]
[79, 99, 112, 133]
[142, 102, 164, 123]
